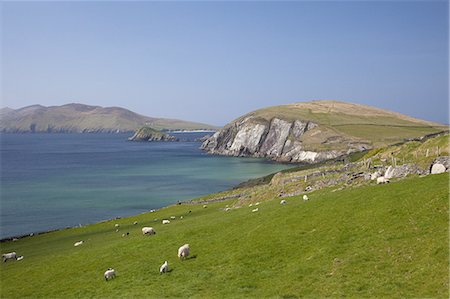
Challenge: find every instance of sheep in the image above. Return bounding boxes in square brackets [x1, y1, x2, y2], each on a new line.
[180, 216, 184, 219]
[74, 241, 84, 247]
[225, 208, 231, 211]
[280, 200, 287, 205]
[121, 232, 129, 237]
[2, 252, 17, 262]
[160, 261, 169, 274]
[17, 256, 24, 261]
[377, 177, 390, 184]
[203, 205, 207, 208]
[170, 216, 176, 220]
[133, 221, 138, 225]
[150, 209, 156, 213]
[255, 202, 260, 206]
[142, 227, 156, 235]
[252, 208, 259, 212]
[303, 195, 309, 201]
[249, 204, 253, 207]
[178, 244, 190, 260]
[114, 224, 120, 228]
[162, 220, 170, 224]
[104, 268, 116, 281]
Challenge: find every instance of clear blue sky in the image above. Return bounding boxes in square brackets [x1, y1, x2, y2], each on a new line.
[1, 1, 448, 126]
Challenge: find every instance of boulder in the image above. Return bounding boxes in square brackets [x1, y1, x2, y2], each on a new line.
[431, 163, 446, 174]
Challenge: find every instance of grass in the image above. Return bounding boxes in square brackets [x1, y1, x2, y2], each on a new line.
[1, 173, 448, 298]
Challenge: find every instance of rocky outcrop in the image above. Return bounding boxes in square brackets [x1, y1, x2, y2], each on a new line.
[128, 126, 177, 142]
[430, 156, 449, 174]
[200, 116, 369, 163]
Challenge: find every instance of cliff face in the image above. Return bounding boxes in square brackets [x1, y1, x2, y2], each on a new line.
[128, 126, 178, 142]
[201, 116, 365, 163]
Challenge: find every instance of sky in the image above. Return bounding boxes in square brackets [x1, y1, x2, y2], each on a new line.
[1, 1, 448, 126]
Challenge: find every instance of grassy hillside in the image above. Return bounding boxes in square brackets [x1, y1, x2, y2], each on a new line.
[235, 100, 446, 148]
[0, 103, 218, 133]
[1, 174, 448, 298]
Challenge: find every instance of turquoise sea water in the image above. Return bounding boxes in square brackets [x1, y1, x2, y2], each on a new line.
[0, 133, 291, 238]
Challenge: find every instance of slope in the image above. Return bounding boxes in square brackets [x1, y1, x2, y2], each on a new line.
[1, 173, 448, 298]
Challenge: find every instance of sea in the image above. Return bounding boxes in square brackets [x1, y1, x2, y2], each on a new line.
[0, 133, 291, 239]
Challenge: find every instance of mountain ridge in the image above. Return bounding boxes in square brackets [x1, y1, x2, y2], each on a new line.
[0, 103, 219, 133]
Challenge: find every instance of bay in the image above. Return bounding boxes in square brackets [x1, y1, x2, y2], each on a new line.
[0, 133, 291, 238]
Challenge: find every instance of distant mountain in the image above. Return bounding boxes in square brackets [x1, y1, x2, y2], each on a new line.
[201, 100, 446, 163]
[0, 103, 218, 133]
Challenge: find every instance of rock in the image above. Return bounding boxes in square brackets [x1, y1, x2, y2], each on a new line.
[259, 118, 291, 157]
[433, 156, 449, 169]
[431, 163, 446, 174]
[371, 172, 381, 180]
[128, 126, 178, 142]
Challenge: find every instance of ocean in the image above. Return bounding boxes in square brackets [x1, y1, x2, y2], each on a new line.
[0, 133, 291, 238]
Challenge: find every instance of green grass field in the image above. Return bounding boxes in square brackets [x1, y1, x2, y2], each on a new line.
[1, 173, 448, 298]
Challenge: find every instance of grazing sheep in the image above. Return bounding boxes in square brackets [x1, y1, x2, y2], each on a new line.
[249, 204, 253, 207]
[12, 238, 18, 242]
[115, 229, 119, 232]
[74, 241, 84, 247]
[225, 208, 231, 211]
[162, 220, 170, 224]
[104, 268, 116, 281]
[170, 216, 176, 220]
[303, 195, 309, 201]
[121, 232, 129, 237]
[114, 224, 120, 228]
[203, 205, 207, 208]
[133, 221, 138, 225]
[280, 200, 287, 205]
[17, 256, 24, 261]
[178, 244, 190, 260]
[377, 176, 390, 184]
[160, 261, 169, 274]
[150, 209, 156, 213]
[180, 216, 183, 219]
[252, 208, 259, 212]
[142, 227, 156, 235]
[255, 202, 260, 206]
[2, 252, 17, 262]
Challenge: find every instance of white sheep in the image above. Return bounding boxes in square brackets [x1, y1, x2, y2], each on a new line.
[141, 227, 156, 235]
[280, 200, 287, 205]
[2, 252, 17, 262]
[104, 268, 116, 281]
[252, 208, 259, 212]
[114, 224, 120, 228]
[255, 202, 260, 206]
[162, 220, 170, 224]
[159, 261, 169, 274]
[150, 209, 156, 213]
[74, 241, 84, 247]
[203, 205, 207, 208]
[303, 195, 309, 201]
[249, 204, 253, 207]
[377, 176, 390, 184]
[170, 216, 176, 220]
[17, 256, 24, 261]
[225, 207, 231, 211]
[178, 244, 190, 260]
[133, 221, 138, 225]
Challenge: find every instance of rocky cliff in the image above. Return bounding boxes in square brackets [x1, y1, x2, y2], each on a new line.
[128, 126, 177, 142]
[201, 100, 445, 163]
[201, 116, 364, 163]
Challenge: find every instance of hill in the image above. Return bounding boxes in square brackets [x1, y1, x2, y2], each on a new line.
[0, 103, 218, 133]
[201, 100, 446, 163]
